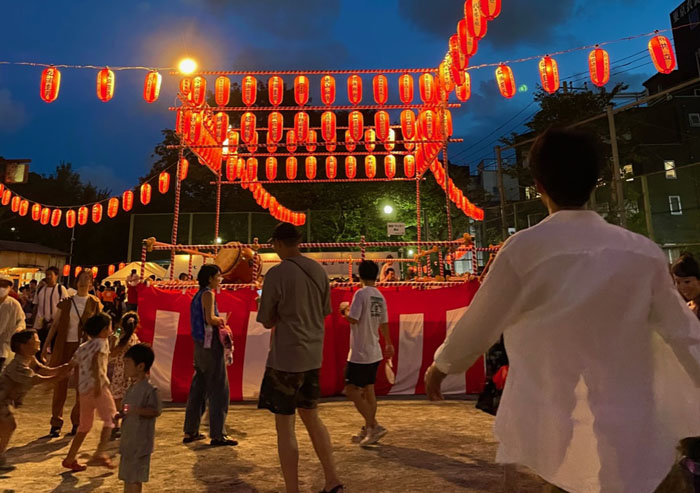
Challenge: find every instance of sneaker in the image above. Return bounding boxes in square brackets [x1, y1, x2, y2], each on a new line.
[48, 426, 61, 438]
[360, 425, 388, 447]
[110, 427, 121, 441]
[351, 426, 367, 444]
[66, 425, 78, 437]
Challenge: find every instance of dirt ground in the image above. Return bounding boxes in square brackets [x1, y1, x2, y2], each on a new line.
[0, 384, 545, 492]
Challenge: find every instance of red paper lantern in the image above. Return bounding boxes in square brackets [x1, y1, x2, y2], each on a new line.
[31, 203, 41, 221]
[78, 206, 89, 226]
[399, 73, 414, 104]
[18, 199, 28, 217]
[373, 75, 389, 105]
[495, 64, 516, 98]
[439, 110, 453, 138]
[242, 75, 257, 106]
[63, 265, 71, 277]
[326, 138, 337, 152]
[384, 155, 396, 179]
[348, 111, 364, 142]
[51, 209, 62, 227]
[91, 204, 103, 224]
[215, 76, 231, 106]
[345, 130, 357, 152]
[179, 77, 192, 96]
[96, 67, 115, 102]
[179, 158, 189, 181]
[140, 184, 152, 205]
[321, 111, 336, 142]
[246, 158, 258, 182]
[108, 198, 119, 218]
[365, 155, 377, 179]
[191, 76, 207, 106]
[347, 74, 362, 105]
[39, 207, 50, 225]
[122, 191, 134, 211]
[385, 129, 396, 151]
[293, 75, 310, 106]
[320, 75, 336, 105]
[364, 129, 376, 152]
[401, 110, 416, 140]
[266, 157, 277, 180]
[404, 155, 416, 178]
[449, 35, 467, 72]
[449, 54, 466, 87]
[456, 73, 472, 101]
[286, 157, 298, 179]
[158, 172, 170, 194]
[108, 265, 116, 276]
[286, 130, 298, 153]
[465, 0, 488, 40]
[214, 112, 229, 144]
[588, 48, 610, 87]
[649, 35, 676, 74]
[261, 191, 270, 210]
[457, 19, 479, 57]
[241, 112, 256, 144]
[0, 190, 10, 206]
[419, 109, 437, 140]
[10, 195, 20, 213]
[268, 112, 284, 143]
[345, 156, 357, 179]
[74, 266, 82, 277]
[119, 262, 126, 270]
[305, 130, 318, 152]
[305, 157, 317, 179]
[143, 71, 162, 103]
[269, 75, 284, 106]
[325, 156, 337, 179]
[65, 209, 76, 228]
[374, 111, 390, 142]
[40, 66, 61, 103]
[439, 59, 455, 94]
[266, 132, 278, 155]
[184, 111, 202, 143]
[539, 56, 560, 94]
[236, 158, 246, 180]
[479, 0, 501, 20]
[419, 73, 437, 104]
[294, 112, 310, 142]
[246, 131, 259, 154]
[226, 156, 237, 181]
[91, 266, 98, 279]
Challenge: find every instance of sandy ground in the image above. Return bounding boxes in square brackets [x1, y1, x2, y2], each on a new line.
[0, 384, 545, 492]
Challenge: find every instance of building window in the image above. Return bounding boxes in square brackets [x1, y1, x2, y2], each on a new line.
[669, 195, 683, 215]
[665, 160, 677, 179]
[690, 113, 700, 127]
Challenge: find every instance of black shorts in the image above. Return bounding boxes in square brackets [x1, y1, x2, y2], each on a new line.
[344, 361, 381, 388]
[257, 367, 321, 415]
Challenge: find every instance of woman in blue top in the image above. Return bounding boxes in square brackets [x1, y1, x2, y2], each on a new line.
[182, 264, 237, 446]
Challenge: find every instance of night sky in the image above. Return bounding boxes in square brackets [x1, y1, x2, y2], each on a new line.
[0, 0, 673, 194]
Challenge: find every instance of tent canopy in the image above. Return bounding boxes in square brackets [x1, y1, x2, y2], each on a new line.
[102, 262, 167, 285]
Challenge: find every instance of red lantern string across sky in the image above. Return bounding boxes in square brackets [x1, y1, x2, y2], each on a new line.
[286, 157, 298, 180]
[40, 207, 50, 226]
[399, 73, 414, 104]
[78, 206, 89, 226]
[588, 47, 610, 87]
[242, 75, 257, 106]
[10, 196, 20, 213]
[122, 190, 134, 211]
[66, 210, 76, 228]
[321, 111, 336, 142]
[40, 66, 61, 103]
[539, 56, 560, 94]
[215, 76, 231, 106]
[495, 64, 516, 99]
[347, 74, 363, 105]
[49, 208, 61, 227]
[479, 0, 501, 21]
[96, 67, 115, 102]
[326, 156, 337, 179]
[320, 75, 336, 105]
[457, 19, 479, 57]
[143, 71, 162, 103]
[345, 156, 357, 179]
[108, 197, 119, 218]
[648, 34, 676, 74]
[31, 203, 41, 221]
[140, 184, 152, 205]
[158, 172, 170, 194]
[373, 75, 389, 105]
[92, 203, 103, 224]
[269, 75, 284, 106]
[179, 158, 189, 181]
[465, 0, 488, 40]
[19, 199, 28, 217]
[294, 75, 310, 106]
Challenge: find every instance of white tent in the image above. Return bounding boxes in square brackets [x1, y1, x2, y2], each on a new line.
[102, 261, 167, 285]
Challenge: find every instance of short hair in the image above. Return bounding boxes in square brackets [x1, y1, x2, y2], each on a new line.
[528, 128, 602, 208]
[30, 279, 37, 284]
[386, 268, 395, 274]
[179, 273, 189, 280]
[358, 260, 379, 281]
[46, 266, 59, 276]
[11, 329, 37, 353]
[672, 253, 700, 279]
[197, 264, 222, 289]
[124, 343, 155, 372]
[131, 269, 137, 274]
[84, 312, 111, 338]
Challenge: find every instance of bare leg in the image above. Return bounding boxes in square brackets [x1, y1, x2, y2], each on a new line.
[93, 427, 111, 459]
[0, 415, 17, 456]
[345, 385, 377, 429]
[364, 385, 378, 427]
[65, 431, 88, 462]
[275, 414, 299, 493]
[298, 408, 341, 492]
[124, 482, 143, 493]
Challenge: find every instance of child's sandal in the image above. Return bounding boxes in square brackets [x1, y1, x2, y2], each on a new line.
[61, 459, 87, 472]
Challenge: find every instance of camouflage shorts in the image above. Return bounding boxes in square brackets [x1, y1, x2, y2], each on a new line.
[257, 367, 321, 415]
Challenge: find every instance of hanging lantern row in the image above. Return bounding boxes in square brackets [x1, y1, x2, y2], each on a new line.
[239, 180, 306, 226]
[62, 263, 126, 279]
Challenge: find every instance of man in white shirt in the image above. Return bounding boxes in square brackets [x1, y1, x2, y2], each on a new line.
[0, 274, 25, 371]
[32, 267, 67, 351]
[425, 128, 700, 493]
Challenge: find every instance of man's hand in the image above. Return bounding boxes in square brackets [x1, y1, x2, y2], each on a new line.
[383, 343, 395, 359]
[424, 363, 447, 401]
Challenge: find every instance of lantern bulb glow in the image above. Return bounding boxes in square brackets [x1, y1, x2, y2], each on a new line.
[179, 58, 197, 75]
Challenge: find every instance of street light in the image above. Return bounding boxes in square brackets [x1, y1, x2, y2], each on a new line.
[215, 237, 222, 244]
[383, 205, 393, 215]
[408, 249, 414, 256]
[179, 58, 197, 75]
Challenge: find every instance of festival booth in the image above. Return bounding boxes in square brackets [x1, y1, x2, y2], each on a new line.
[102, 261, 167, 284]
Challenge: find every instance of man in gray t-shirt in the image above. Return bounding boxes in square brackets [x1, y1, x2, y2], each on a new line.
[256, 223, 342, 493]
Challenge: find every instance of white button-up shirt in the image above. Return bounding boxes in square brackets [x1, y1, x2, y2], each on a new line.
[0, 297, 25, 359]
[435, 210, 700, 493]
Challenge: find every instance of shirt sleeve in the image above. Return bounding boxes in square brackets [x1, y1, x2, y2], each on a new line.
[434, 244, 522, 374]
[13, 300, 25, 331]
[9, 363, 34, 387]
[348, 290, 363, 320]
[323, 277, 331, 316]
[649, 255, 700, 386]
[146, 385, 163, 416]
[257, 269, 279, 327]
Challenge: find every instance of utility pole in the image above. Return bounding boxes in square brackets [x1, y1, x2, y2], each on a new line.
[495, 146, 508, 240]
[640, 174, 655, 242]
[606, 105, 627, 228]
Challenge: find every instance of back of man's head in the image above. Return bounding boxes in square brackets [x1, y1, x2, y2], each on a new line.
[358, 260, 379, 281]
[528, 128, 602, 208]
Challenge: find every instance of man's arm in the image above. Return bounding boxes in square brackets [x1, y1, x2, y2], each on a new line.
[40, 307, 61, 362]
[379, 322, 394, 358]
[14, 301, 25, 332]
[257, 271, 279, 329]
[202, 291, 224, 327]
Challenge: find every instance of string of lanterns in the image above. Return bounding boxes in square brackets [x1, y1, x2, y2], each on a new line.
[61, 262, 128, 280]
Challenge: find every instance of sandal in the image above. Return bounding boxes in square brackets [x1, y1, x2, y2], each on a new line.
[183, 433, 206, 444]
[210, 436, 238, 446]
[87, 456, 116, 469]
[319, 485, 344, 493]
[62, 459, 87, 472]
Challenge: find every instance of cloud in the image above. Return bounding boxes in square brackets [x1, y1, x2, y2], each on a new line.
[0, 89, 29, 133]
[76, 164, 131, 194]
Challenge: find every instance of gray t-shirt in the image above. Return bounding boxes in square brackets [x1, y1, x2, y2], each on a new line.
[120, 378, 162, 458]
[257, 255, 331, 372]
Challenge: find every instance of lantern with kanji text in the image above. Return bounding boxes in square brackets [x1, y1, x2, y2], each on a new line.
[269, 75, 284, 106]
[305, 157, 317, 179]
[345, 156, 357, 179]
[385, 129, 396, 151]
[267, 112, 284, 143]
[321, 111, 336, 142]
[399, 73, 414, 103]
[419, 109, 437, 140]
[213, 112, 229, 144]
[286, 130, 298, 153]
[404, 155, 416, 177]
[10, 196, 20, 213]
[479, 0, 501, 20]
[78, 206, 89, 226]
[122, 191, 134, 211]
[294, 112, 310, 142]
[326, 156, 337, 179]
[50, 209, 61, 227]
[439, 58, 455, 93]
[375, 111, 390, 142]
[143, 71, 162, 103]
[348, 111, 364, 142]
[97, 68, 115, 102]
[266, 133, 278, 153]
[373, 75, 389, 105]
[347, 75, 362, 105]
[401, 110, 416, 140]
[648, 35, 676, 75]
[179, 77, 192, 96]
[0, 190, 10, 206]
[242, 75, 257, 106]
[40, 66, 61, 103]
[465, 0, 487, 40]
[539, 56, 560, 94]
[179, 158, 189, 181]
[294, 75, 309, 106]
[226, 156, 237, 181]
[215, 76, 230, 106]
[241, 112, 256, 144]
[158, 172, 170, 194]
[19, 199, 28, 217]
[457, 19, 479, 57]
[588, 47, 610, 87]
[456, 73, 471, 101]
[306, 130, 318, 152]
[365, 155, 377, 179]
[286, 157, 298, 179]
[384, 155, 396, 179]
[140, 184, 152, 205]
[345, 130, 357, 152]
[449, 35, 467, 72]
[108, 198, 119, 218]
[495, 64, 516, 98]
[321, 75, 336, 105]
[326, 138, 337, 152]
[66, 209, 76, 228]
[246, 158, 258, 182]
[191, 76, 207, 106]
[266, 157, 277, 181]
[419, 73, 437, 104]
[31, 203, 41, 221]
[92, 204, 103, 224]
[364, 129, 376, 152]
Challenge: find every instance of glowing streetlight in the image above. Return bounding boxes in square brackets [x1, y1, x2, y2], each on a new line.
[179, 58, 197, 75]
[383, 205, 393, 215]
[408, 249, 414, 256]
[215, 237, 222, 244]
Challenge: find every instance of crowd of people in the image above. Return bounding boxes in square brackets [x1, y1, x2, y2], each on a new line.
[0, 129, 699, 492]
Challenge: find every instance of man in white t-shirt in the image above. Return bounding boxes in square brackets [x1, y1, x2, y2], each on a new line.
[0, 274, 25, 371]
[341, 260, 394, 447]
[32, 267, 67, 351]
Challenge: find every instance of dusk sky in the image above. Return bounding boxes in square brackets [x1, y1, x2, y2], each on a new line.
[0, 0, 674, 195]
